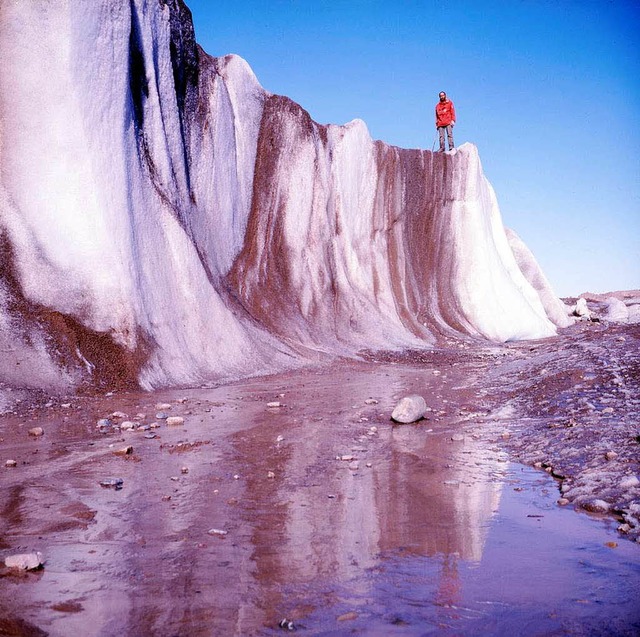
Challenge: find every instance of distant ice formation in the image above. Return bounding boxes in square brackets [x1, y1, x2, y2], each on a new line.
[0, 0, 569, 391]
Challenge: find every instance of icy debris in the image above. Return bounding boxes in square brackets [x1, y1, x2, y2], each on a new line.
[619, 475, 640, 489]
[573, 298, 591, 319]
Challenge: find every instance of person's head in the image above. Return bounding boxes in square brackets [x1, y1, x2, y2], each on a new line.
[439, 91, 447, 102]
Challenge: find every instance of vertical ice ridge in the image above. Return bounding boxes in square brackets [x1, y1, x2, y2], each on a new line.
[0, 0, 564, 391]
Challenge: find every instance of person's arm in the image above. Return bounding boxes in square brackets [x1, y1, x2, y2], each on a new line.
[451, 102, 456, 125]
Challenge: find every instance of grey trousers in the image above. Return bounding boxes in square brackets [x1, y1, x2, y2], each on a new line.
[438, 125, 454, 151]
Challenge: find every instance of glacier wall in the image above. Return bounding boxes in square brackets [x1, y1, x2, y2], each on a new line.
[0, 0, 569, 391]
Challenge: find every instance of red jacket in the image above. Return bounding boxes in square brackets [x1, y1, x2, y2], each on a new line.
[435, 99, 456, 127]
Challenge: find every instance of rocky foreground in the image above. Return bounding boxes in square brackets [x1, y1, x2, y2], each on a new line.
[0, 308, 638, 634]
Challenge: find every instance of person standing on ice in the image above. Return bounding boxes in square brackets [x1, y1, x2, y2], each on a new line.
[435, 91, 456, 152]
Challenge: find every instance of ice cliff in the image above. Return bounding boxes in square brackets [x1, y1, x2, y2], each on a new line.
[0, 0, 569, 392]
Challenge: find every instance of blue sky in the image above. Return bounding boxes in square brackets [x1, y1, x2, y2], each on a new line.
[186, 0, 639, 296]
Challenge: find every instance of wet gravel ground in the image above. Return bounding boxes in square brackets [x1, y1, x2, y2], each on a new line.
[0, 316, 638, 635]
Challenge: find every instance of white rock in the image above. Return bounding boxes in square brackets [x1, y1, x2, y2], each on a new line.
[207, 528, 228, 536]
[166, 416, 185, 426]
[28, 427, 44, 437]
[391, 395, 427, 423]
[4, 552, 44, 570]
[267, 401, 281, 408]
[120, 421, 136, 431]
[155, 403, 172, 410]
[5, 459, 17, 468]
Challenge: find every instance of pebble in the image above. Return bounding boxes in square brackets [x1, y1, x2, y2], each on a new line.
[99, 477, 124, 490]
[602, 407, 614, 415]
[113, 446, 133, 456]
[111, 411, 128, 419]
[144, 433, 157, 439]
[557, 498, 570, 506]
[120, 421, 136, 431]
[605, 451, 618, 461]
[181, 466, 189, 474]
[28, 426, 44, 437]
[156, 403, 172, 410]
[340, 455, 354, 461]
[4, 552, 44, 570]
[349, 461, 359, 471]
[207, 528, 228, 537]
[364, 398, 378, 405]
[155, 412, 169, 420]
[5, 459, 17, 468]
[96, 418, 113, 428]
[451, 434, 465, 442]
[337, 611, 359, 622]
[276, 435, 285, 443]
[267, 471, 276, 479]
[166, 416, 185, 427]
[266, 401, 281, 408]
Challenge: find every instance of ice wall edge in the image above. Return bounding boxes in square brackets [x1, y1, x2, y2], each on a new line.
[0, 0, 566, 392]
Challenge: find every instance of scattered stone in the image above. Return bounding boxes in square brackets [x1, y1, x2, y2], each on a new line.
[61, 402, 72, 408]
[111, 411, 128, 419]
[340, 455, 354, 461]
[207, 528, 228, 537]
[451, 434, 464, 442]
[279, 618, 295, 631]
[96, 418, 113, 428]
[113, 446, 133, 456]
[605, 541, 618, 549]
[120, 421, 136, 431]
[267, 471, 276, 479]
[99, 477, 124, 490]
[5, 459, 17, 468]
[181, 466, 189, 474]
[364, 398, 378, 405]
[267, 401, 282, 408]
[4, 552, 44, 570]
[27, 426, 44, 437]
[155, 403, 172, 410]
[337, 611, 358, 622]
[166, 416, 185, 427]
[155, 412, 169, 420]
[161, 495, 172, 502]
[366, 462, 373, 468]
[557, 498, 570, 506]
[602, 407, 614, 415]
[144, 433, 157, 439]
[348, 461, 359, 471]
[581, 499, 610, 514]
[391, 395, 427, 424]
[605, 450, 618, 461]
[276, 435, 285, 443]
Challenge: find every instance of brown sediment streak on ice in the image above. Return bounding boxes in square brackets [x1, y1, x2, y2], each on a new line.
[0, 234, 148, 392]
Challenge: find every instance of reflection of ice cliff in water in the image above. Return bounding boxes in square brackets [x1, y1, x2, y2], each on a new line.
[0, 0, 569, 393]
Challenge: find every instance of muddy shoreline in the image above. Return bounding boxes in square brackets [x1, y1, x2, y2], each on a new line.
[0, 319, 638, 635]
